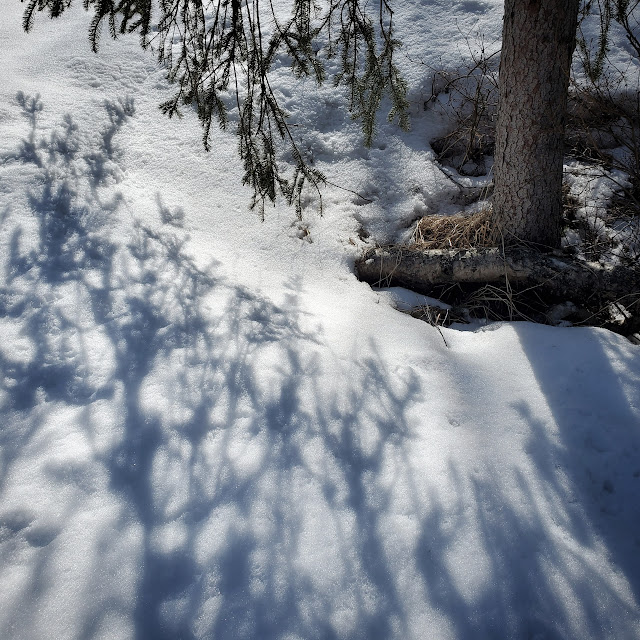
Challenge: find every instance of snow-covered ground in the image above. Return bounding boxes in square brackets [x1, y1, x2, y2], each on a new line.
[1, 2, 639, 639]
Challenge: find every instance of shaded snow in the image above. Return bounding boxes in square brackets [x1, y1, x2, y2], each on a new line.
[0, 3, 639, 640]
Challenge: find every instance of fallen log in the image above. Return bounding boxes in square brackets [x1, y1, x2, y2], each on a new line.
[355, 245, 640, 303]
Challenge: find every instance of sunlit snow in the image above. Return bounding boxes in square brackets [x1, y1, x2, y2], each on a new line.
[0, 2, 639, 639]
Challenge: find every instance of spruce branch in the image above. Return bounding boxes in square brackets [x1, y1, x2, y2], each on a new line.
[24, 0, 409, 215]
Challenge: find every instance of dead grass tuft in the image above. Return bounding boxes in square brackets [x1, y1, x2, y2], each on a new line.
[411, 208, 495, 250]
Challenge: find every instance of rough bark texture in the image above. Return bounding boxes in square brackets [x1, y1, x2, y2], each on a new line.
[492, 0, 580, 248]
[356, 246, 640, 303]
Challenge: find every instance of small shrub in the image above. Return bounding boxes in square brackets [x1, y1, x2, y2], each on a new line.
[425, 38, 499, 177]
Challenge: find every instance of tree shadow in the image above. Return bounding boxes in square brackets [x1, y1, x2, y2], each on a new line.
[409, 323, 639, 639]
[514, 324, 640, 598]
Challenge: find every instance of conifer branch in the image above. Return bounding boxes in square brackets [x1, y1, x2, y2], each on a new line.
[23, 0, 409, 216]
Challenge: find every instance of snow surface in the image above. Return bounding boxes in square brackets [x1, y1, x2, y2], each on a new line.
[1, 2, 639, 639]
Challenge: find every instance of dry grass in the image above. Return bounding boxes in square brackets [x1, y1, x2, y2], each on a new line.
[411, 208, 495, 250]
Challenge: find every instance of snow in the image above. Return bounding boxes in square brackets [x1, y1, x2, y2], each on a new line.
[1, 2, 639, 639]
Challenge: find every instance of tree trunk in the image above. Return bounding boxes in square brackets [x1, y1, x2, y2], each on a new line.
[492, 0, 580, 248]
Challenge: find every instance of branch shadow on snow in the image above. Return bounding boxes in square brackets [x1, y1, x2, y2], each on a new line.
[0, 94, 423, 639]
[1, 94, 639, 640]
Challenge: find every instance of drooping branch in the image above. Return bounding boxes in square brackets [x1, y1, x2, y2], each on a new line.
[24, 0, 409, 215]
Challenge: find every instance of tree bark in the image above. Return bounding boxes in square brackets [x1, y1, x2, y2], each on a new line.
[356, 246, 640, 304]
[492, 0, 580, 248]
